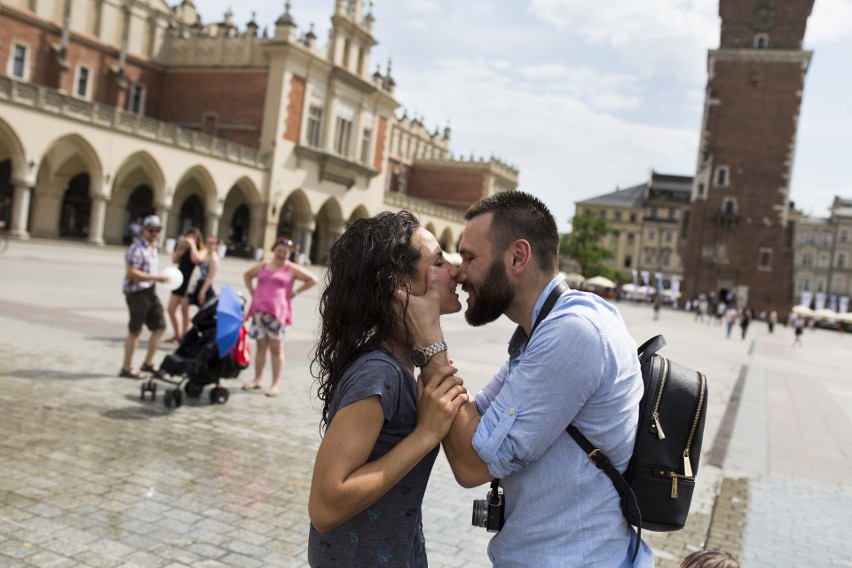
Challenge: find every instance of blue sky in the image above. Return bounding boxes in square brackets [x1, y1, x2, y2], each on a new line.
[197, 0, 852, 233]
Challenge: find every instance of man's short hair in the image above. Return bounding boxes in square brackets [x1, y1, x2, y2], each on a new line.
[680, 549, 740, 568]
[464, 191, 559, 272]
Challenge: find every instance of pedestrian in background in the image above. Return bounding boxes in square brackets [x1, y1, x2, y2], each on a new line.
[740, 308, 753, 340]
[188, 234, 220, 308]
[680, 549, 740, 568]
[120, 215, 169, 380]
[767, 310, 777, 333]
[242, 237, 317, 397]
[307, 211, 467, 567]
[166, 227, 206, 343]
[793, 316, 805, 347]
[724, 306, 738, 338]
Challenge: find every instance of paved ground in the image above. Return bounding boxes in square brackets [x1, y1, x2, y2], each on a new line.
[0, 239, 850, 567]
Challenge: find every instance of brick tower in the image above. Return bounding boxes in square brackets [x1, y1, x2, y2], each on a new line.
[681, 0, 814, 316]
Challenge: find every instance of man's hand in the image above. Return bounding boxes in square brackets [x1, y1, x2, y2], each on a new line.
[395, 266, 444, 348]
[152, 274, 170, 283]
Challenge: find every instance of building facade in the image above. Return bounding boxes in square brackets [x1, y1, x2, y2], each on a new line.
[575, 171, 692, 286]
[0, 0, 516, 261]
[681, 0, 814, 315]
[792, 197, 852, 311]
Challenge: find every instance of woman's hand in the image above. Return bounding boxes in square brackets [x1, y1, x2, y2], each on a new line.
[414, 365, 467, 447]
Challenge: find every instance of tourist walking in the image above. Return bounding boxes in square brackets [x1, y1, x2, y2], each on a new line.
[166, 228, 206, 342]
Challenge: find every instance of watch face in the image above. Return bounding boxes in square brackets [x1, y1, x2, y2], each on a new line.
[751, 0, 777, 30]
[412, 350, 427, 367]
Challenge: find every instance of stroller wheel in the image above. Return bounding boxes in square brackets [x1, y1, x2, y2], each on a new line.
[209, 387, 229, 405]
[140, 380, 157, 401]
[184, 381, 203, 398]
[163, 389, 174, 408]
[173, 389, 184, 408]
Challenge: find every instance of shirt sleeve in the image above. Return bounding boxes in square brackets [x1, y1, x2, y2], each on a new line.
[472, 312, 606, 479]
[335, 356, 403, 423]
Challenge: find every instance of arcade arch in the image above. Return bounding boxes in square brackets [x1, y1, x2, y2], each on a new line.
[311, 198, 343, 265]
[170, 166, 217, 239]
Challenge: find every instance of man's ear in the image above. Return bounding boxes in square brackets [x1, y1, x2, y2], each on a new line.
[507, 239, 532, 275]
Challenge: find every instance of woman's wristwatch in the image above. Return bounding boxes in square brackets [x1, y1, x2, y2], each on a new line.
[411, 341, 447, 368]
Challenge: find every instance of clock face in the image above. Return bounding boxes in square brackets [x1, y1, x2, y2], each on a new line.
[751, 1, 778, 30]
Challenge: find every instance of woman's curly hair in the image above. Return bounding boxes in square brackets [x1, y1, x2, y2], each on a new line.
[312, 211, 422, 430]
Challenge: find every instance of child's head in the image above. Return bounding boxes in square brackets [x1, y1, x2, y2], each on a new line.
[681, 549, 740, 568]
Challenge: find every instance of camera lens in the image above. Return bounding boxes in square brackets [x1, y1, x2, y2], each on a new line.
[471, 499, 488, 527]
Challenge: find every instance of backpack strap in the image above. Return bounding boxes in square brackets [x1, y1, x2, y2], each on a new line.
[565, 334, 661, 563]
[566, 425, 643, 563]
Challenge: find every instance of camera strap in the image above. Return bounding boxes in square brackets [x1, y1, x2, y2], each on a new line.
[507, 280, 569, 358]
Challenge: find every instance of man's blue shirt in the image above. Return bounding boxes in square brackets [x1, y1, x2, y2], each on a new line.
[472, 275, 654, 567]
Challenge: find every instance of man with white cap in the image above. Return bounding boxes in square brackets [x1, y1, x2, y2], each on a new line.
[120, 215, 169, 379]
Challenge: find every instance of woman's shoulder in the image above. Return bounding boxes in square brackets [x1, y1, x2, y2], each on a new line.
[343, 349, 407, 382]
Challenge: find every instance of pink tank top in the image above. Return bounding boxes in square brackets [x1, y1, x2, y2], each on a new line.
[247, 262, 294, 325]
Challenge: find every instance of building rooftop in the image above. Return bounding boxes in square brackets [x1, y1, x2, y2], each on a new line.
[577, 183, 646, 209]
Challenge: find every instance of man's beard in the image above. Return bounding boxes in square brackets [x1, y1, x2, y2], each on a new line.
[465, 258, 515, 327]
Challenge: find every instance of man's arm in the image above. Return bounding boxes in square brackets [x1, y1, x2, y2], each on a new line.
[401, 268, 494, 488]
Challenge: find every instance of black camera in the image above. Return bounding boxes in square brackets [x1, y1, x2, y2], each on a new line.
[472, 480, 504, 532]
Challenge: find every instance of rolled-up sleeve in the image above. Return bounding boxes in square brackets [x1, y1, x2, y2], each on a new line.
[472, 312, 605, 479]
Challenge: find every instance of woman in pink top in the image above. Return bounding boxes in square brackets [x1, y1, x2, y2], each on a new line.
[243, 237, 318, 397]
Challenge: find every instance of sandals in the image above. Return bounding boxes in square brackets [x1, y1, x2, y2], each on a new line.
[119, 368, 146, 380]
[140, 363, 165, 379]
[242, 382, 262, 391]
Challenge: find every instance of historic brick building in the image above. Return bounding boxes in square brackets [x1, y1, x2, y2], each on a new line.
[681, 0, 814, 315]
[0, 0, 516, 261]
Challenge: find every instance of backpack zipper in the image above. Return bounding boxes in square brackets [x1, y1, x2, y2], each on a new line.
[681, 372, 707, 478]
[650, 358, 669, 440]
[665, 471, 693, 499]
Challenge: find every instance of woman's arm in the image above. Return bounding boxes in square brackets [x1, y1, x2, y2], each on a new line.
[187, 238, 206, 264]
[171, 240, 184, 264]
[309, 373, 467, 532]
[243, 263, 262, 296]
[288, 263, 318, 298]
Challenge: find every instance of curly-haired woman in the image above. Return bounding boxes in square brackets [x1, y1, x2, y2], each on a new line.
[308, 211, 468, 567]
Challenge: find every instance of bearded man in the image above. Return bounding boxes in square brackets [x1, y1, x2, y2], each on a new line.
[402, 191, 653, 567]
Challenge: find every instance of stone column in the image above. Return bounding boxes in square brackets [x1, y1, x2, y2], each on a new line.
[87, 195, 107, 245]
[9, 182, 33, 239]
[205, 213, 220, 242]
[155, 205, 171, 248]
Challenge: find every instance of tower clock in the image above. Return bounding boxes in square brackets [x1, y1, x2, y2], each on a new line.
[681, 0, 815, 315]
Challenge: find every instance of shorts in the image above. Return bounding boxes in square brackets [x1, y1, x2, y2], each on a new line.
[126, 287, 166, 334]
[248, 311, 286, 340]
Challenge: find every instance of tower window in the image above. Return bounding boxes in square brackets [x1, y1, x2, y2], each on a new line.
[758, 247, 773, 270]
[754, 34, 769, 49]
[714, 165, 729, 187]
[722, 198, 737, 217]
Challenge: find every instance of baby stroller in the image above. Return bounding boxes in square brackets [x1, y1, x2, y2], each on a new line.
[140, 285, 248, 408]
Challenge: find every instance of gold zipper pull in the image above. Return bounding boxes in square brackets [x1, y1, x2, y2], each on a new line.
[683, 450, 693, 478]
[669, 472, 678, 499]
[653, 412, 666, 440]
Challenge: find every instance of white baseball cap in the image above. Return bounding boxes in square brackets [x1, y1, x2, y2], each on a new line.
[142, 215, 162, 228]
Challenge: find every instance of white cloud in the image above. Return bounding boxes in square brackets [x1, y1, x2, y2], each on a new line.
[806, 0, 852, 43]
[393, 57, 697, 228]
[528, 0, 718, 82]
[517, 63, 643, 110]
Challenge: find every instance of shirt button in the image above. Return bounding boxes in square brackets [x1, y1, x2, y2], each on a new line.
[508, 407, 516, 415]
